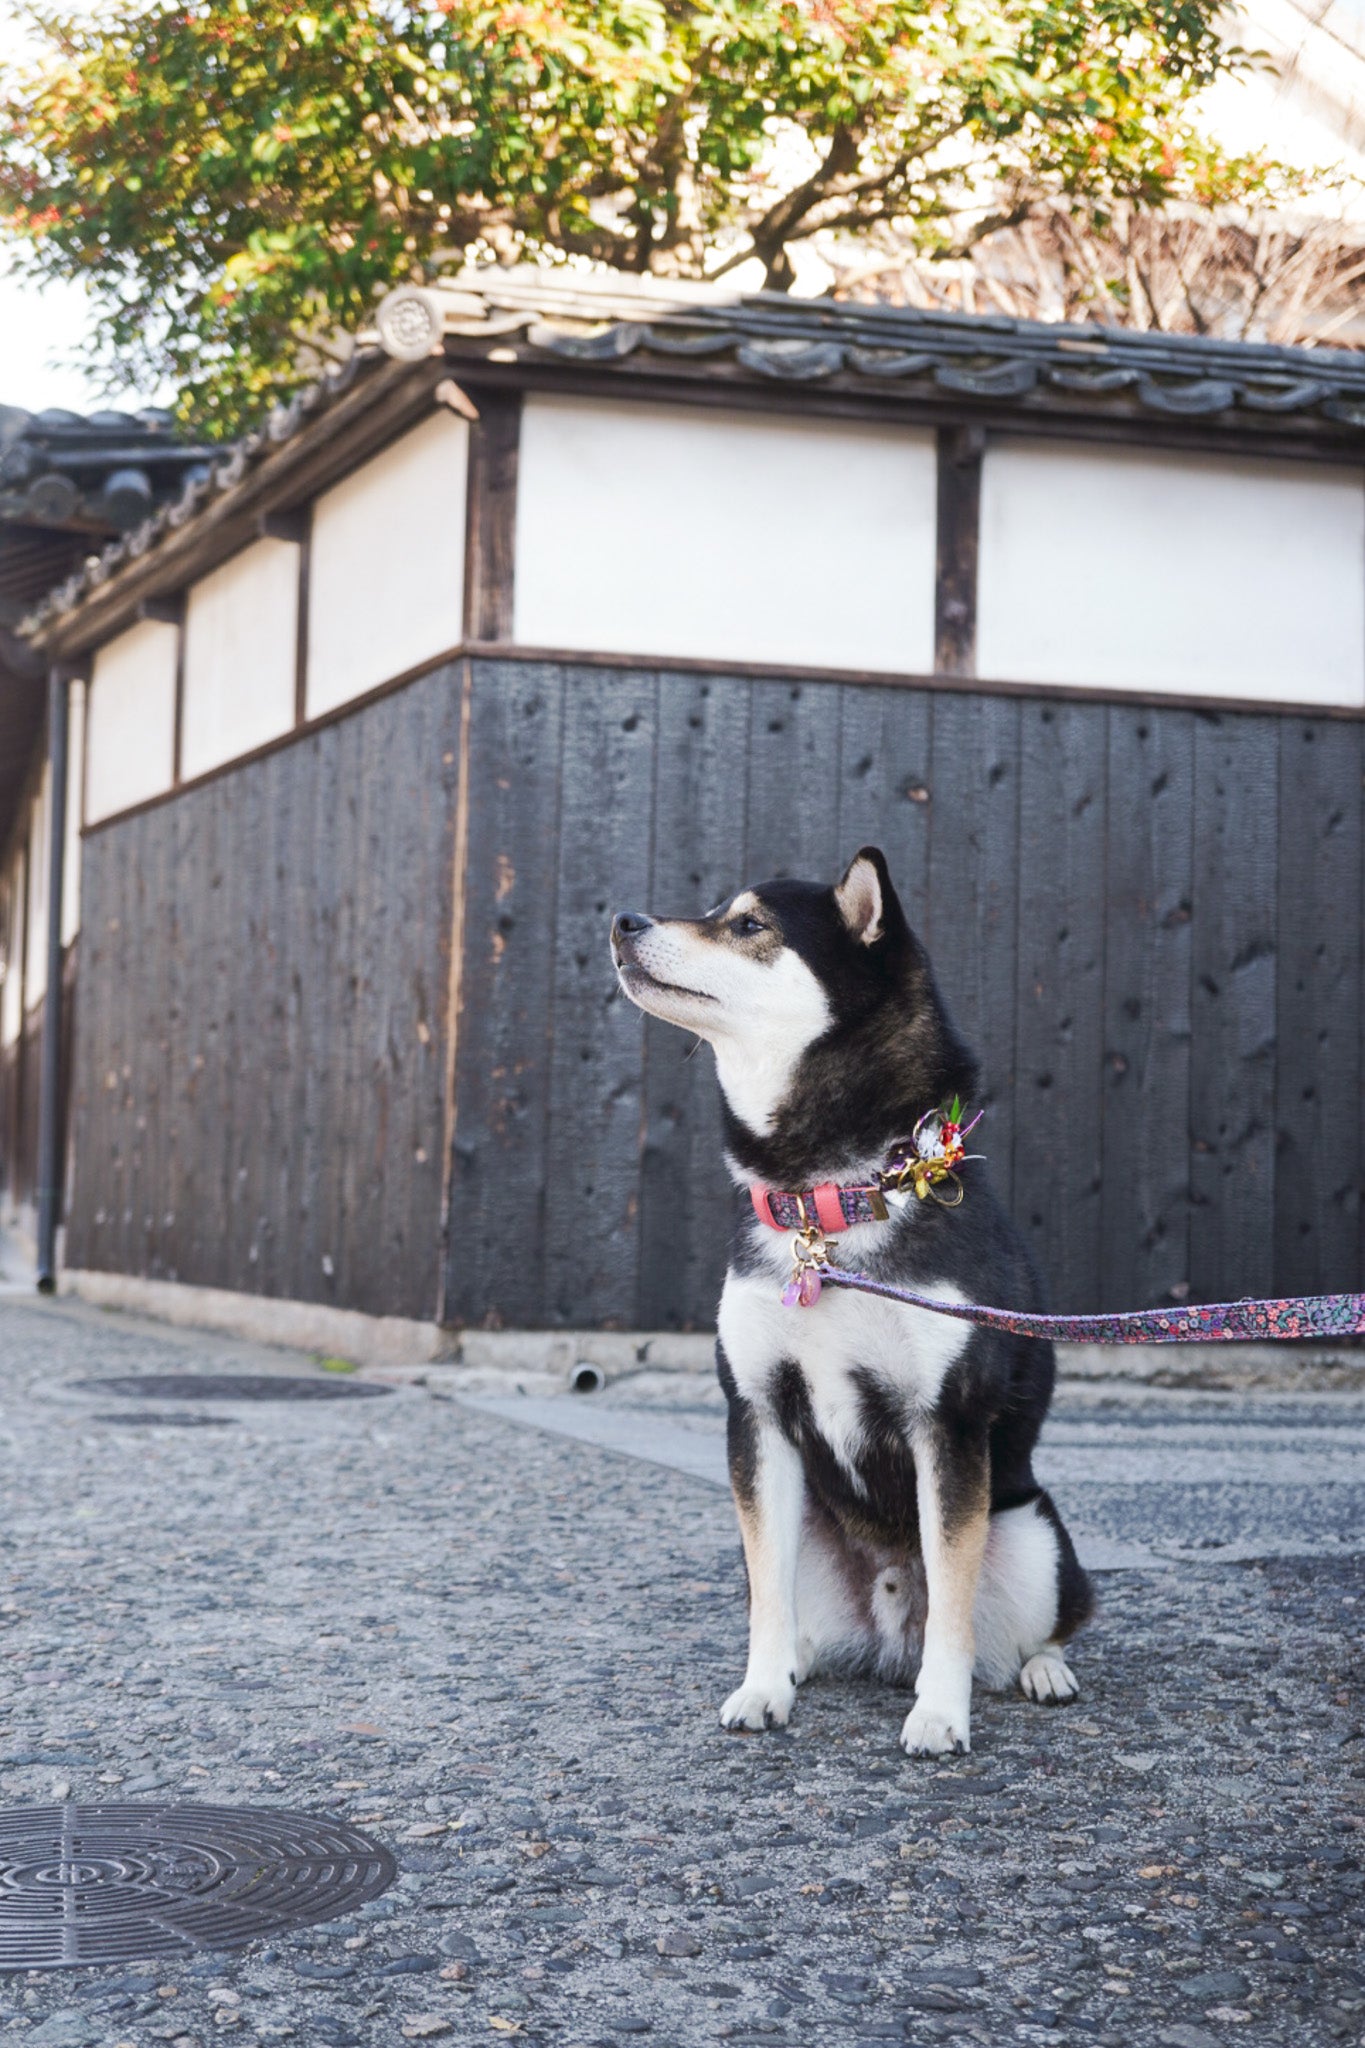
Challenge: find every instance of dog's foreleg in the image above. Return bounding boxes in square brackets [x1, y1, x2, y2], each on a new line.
[901, 1424, 990, 1757]
[720, 1405, 805, 1733]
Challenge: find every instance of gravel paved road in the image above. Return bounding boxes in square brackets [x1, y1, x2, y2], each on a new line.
[0, 1294, 1359, 2048]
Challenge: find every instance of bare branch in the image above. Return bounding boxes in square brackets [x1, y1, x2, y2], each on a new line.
[842, 196, 1365, 350]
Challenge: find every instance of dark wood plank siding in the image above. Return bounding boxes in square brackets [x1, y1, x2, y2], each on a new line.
[1189, 713, 1280, 1302]
[1274, 716, 1363, 1295]
[67, 663, 462, 1318]
[1101, 706, 1195, 1310]
[60, 649, 1365, 1332]
[924, 692, 1020, 1228]
[448, 660, 1365, 1330]
[444, 660, 565, 1327]
[543, 668, 658, 1324]
[637, 676, 751, 1330]
[1013, 702, 1106, 1310]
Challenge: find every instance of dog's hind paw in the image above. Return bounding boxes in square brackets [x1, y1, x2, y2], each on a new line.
[720, 1677, 795, 1732]
[1020, 1648, 1079, 1705]
[900, 1700, 970, 1756]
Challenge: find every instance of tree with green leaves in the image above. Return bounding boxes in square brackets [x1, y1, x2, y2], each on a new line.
[1, 0, 1276, 434]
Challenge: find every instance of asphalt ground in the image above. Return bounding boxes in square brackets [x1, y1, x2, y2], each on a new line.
[0, 1292, 1358, 2048]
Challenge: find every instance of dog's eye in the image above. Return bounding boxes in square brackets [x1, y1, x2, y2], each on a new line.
[732, 915, 766, 938]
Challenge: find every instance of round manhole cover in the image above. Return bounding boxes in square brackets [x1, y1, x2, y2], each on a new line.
[71, 1375, 393, 1403]
[0, 1804, 397, 1969]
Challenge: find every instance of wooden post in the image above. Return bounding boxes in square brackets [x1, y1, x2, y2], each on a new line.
[253, 507, 312, 723]
[462, 391, 522, 644]
[934, 425, 984, 677]
[139, 594, 186, 787]
[295, 510, 313, 725]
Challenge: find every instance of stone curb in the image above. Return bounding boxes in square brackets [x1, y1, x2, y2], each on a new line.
[43, 1262, 1365, 1394]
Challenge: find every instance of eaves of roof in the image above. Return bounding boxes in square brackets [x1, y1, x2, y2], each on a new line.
[22, 269, 1365, 654]
[373, 270, 1365, 427]
[21, 348, 441, 657]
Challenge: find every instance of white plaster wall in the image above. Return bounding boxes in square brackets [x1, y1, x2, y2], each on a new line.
[977, 441, 1365, 706]
[85, 619, 178, 825]
[1, 854, 22, 1048]
[182, 537, 299, 780]
[61, 679, 85, 946]
[24, 765, 49, 1008]
[306, 411, 468, 719]
[514, 396, 938, 673]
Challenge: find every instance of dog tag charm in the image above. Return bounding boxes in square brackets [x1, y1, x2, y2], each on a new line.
[798, 1267, 823, 1307]
[783, 1266, 823, 1308]
[783, 1221, 827, 1308]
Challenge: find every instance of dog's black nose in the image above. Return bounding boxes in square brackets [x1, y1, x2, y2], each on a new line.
[613, 911, 653, 940]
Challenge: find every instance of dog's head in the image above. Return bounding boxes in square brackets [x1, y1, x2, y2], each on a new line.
[611, 849, 975, 1175]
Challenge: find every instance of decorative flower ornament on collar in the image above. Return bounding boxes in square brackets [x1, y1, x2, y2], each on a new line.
[749, 1098, 986, 1309]
[888, 1096, 986, 1210]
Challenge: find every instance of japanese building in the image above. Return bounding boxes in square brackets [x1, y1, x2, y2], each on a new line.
[5, 273, 1363, 1346]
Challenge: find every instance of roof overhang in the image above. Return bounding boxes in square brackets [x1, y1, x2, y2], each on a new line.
[23, 269, 1365, 660]
[373, 270, 1365, 446]
[25, 351, 445, 661]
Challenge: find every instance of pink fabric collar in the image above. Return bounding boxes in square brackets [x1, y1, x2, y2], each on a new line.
[749, 1179, 887, 1234]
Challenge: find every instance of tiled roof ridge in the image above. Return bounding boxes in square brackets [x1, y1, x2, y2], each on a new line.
[0, 395, 217, 546]
[372, 270, 1365, 416]
[0, 400, 183, 438]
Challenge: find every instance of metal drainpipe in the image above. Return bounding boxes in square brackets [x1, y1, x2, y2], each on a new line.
[34, 664, 70, 1294]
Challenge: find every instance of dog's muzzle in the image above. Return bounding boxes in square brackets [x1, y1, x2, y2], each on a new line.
[611, 910, 653, 964]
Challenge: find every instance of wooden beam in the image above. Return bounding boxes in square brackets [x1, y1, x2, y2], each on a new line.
[294, 507, 313, 726]
[257, 507, 310, 545]
[432, 348, 1365, 467]
[934, 424, 984, 678]
[172, 619, 185, 787]
[462, 389, 522, 644]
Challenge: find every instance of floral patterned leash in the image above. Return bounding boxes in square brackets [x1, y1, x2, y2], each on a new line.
[776, 1101, 1365, 1341]
[815, 1265, 1365, 1344]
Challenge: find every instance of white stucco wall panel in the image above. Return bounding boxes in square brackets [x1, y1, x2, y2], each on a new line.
[182, 537, 299, 780]
[977, 441, 1365, 706]
[306, 410, 468, 719]
[514, 396, 939, 673]
[86, 619, 178, 826]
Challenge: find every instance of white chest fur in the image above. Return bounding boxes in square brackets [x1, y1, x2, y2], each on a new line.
[718, 1258, 971, 1478]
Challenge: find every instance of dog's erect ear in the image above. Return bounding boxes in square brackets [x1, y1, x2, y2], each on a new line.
[835, 847, 893, 947]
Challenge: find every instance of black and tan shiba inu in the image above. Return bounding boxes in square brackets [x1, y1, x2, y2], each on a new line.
[611, 847, 1092, 1757]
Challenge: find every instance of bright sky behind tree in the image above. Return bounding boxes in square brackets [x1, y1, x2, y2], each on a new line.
[1, 0, 1363, 417]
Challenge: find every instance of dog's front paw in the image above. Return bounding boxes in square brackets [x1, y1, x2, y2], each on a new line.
[720, 1676, 796, 1732]
[900, 1699, 970, 1756]
[1020, 1649, 1079, 1705]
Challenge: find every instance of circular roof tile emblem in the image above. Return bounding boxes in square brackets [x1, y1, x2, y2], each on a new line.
[375, 285, 445, 361]
[0, 1804, 397, 1969]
